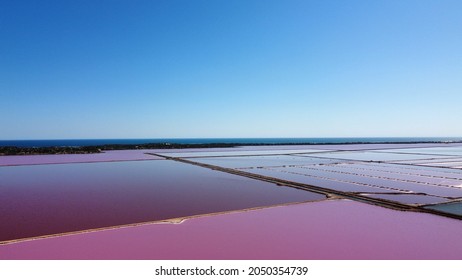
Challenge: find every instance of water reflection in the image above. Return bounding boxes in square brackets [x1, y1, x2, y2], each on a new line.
[0, 160, 325, 242]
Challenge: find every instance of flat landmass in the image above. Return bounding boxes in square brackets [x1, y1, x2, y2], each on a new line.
[2, 140, 462, 156]
[1, 143, 462, 259]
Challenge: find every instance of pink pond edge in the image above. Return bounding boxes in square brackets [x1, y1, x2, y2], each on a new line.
[0, 150, 163, 166]
[1, 199, 461, 260]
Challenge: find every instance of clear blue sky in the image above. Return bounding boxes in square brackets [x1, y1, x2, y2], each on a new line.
[1, 0, 461, 139]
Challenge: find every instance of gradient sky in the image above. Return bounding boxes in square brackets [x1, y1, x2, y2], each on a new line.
[1, 0, 461, 139]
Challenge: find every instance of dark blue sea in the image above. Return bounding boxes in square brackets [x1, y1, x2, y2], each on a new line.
[1, 138, 461, 148]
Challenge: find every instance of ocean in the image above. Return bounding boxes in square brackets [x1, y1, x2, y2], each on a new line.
[1, 137, 461, 148]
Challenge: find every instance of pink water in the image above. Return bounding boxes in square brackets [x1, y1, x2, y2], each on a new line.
[1, 200, 461, 260]
[0, 150, 162, 166]
[0, 160, 324, 242]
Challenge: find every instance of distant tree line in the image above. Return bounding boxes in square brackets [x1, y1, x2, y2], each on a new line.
[0, 146, 101, 156]
[1, 140, 460, 156]
[0, 143, 238, 155]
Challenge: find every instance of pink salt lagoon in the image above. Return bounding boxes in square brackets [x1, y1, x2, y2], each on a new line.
[0, 150, 163, 166]
[0, 160, 323, 242]
[1, 143, 462, 259]
[1, 200, 461, 260]
[2, 143, 461, 166]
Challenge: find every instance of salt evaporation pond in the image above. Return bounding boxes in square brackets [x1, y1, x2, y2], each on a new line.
[304, 151, 457, 162]
[394, 158, 462, 169]
[301, 143, 462, 151]
[321, 163, 462, 186]
[361, 194, 449, 205]
[352, 162, 462, 180]
[425, 201, 462, 216]
[0, 160, 325, 243]
[155, 149, 329, 158]
[291, 166, 462, 197]
[188, 155, 462, 198]
[189, 155, 341, 169]
[381, 147, 462, 157]
[242, 167, 401, 193]
[0, 150, 163, 166]
[2, 200, 462, 260]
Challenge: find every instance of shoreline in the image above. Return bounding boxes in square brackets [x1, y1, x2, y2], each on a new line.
[1, 140, 462, 156]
